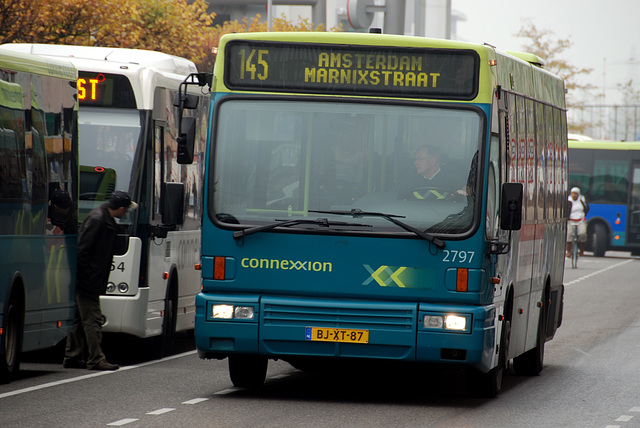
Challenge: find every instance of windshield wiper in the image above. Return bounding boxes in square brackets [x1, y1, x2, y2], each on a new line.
[233, 217, 372, 240]
[309, 209, 445, 249]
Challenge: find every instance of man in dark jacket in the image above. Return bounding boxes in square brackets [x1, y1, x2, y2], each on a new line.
[409, 144, 465, 199]
[63, 190, 137, 370]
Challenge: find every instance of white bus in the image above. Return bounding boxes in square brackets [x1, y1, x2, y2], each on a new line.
[0, 44, 209, 355]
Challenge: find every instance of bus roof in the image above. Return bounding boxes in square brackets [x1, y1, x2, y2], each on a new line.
[0, 44, 199, 111]
[0, 43, 196, 76]
[0, 48, 77, 81]
[568, 140, 640, 150]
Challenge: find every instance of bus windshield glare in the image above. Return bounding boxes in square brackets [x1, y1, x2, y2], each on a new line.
[78, 107, 140, 223]
[212, 99, 482, 235]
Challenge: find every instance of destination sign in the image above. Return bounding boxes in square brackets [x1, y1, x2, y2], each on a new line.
[78, 71, 136, 108]
[224, 40, 479, 99]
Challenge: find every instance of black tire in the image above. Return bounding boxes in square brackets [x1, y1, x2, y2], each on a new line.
[513, 307, 545, 376]
[229, 355, 268, 388]
[160, 286, 177, 355]
[148, 282, 177, 359]
[592, 223, 608, 257]
[0, 289, 24, 384]
[466, 319, 510, 398]
[466, 365, 502, 398]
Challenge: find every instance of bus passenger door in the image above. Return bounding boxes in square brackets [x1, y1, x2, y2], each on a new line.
[627, 164, 640, 248]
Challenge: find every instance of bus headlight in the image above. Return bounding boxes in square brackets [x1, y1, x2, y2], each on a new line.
[234, 306, 254, 319]
[117, 282, 129, 293]
[212, 304, 255, 320]
[423, 314, 468, 331]
[423, 315, 444, 329]
[444, 314, 467, 331]
[213, 304, 234, 319]
[106, 282, 116, 293]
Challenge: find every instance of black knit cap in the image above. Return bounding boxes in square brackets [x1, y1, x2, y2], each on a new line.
[108, 190, 138, 209]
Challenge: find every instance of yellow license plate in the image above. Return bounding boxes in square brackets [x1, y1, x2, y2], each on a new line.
[305, 327, 369, 343]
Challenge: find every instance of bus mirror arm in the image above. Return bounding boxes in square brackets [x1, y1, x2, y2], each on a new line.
[489, 231, 512, 255]
[148, 224, 177, 240]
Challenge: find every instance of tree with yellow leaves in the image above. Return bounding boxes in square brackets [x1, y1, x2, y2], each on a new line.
[0, 0, 336, 71]
[201, 14, 334, 72]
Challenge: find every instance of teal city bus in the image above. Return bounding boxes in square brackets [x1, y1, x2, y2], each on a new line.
[0, 49, 78, 383]
[186, 32, 568, 397]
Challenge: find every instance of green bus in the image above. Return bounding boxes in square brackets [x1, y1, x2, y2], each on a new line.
[0, 49, 78, 383]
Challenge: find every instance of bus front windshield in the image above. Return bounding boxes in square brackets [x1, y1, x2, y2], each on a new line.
[78, 108, 140, 222]
[213, 99, 482, 235]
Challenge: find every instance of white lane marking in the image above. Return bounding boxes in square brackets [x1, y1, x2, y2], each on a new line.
[0, 350, 197, 400]
[182, 397, 209, 405]
[214, 388, 237, 395]
[107, 418, 138, 426]
[564, 259, 633, 286]
[146, 408, 175, 415]
[630, 407, 640, 412]
[615, 415, 633, 422]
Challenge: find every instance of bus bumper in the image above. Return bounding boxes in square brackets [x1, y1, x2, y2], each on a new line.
[100, 288, 150, 338]
[196, 293, 495, 369]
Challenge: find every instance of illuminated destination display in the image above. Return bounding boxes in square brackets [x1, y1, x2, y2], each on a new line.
[225, 41, 479, 99]
[77, 71, 136, 108]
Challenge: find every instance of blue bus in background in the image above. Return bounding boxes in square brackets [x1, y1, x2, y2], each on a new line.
[183, 32, 569, 397]
[0, 49, 78, 383]
[568, 140, 640, 256]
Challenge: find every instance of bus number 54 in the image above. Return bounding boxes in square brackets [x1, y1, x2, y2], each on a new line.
[238, 49, 269, 81]
[111, 261, 126, 272]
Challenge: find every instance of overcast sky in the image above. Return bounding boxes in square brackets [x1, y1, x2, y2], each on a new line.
[451, 0, 640, 105]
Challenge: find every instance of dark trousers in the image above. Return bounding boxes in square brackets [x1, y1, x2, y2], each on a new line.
[64, 293, 106, 368]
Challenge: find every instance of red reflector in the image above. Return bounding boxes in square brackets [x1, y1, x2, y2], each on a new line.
[456, 268, 468, 292]
[214, 257, 226, 280]
[194, 263, 202, 271]
[57, 321, 62, 328]
[163, 272, 169, 280]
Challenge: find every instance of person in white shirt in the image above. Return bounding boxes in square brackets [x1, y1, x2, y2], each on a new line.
[566, 187, 589, 257]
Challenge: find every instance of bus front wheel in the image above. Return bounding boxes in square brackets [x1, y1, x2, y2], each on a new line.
[0, 289, 24, 384]
[229, 355, 268, 388]
[513, 307, 545, 376]
[466, 319, 510, 398]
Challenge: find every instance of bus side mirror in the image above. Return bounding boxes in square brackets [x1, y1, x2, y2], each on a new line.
[174, 91, 199, 165]
[173, 92, 199, 110]
[162, 182, 184, 226]
[175, 73, 211, 165]
[176, 116, 196, 164]
[500, 182, 522, 230]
